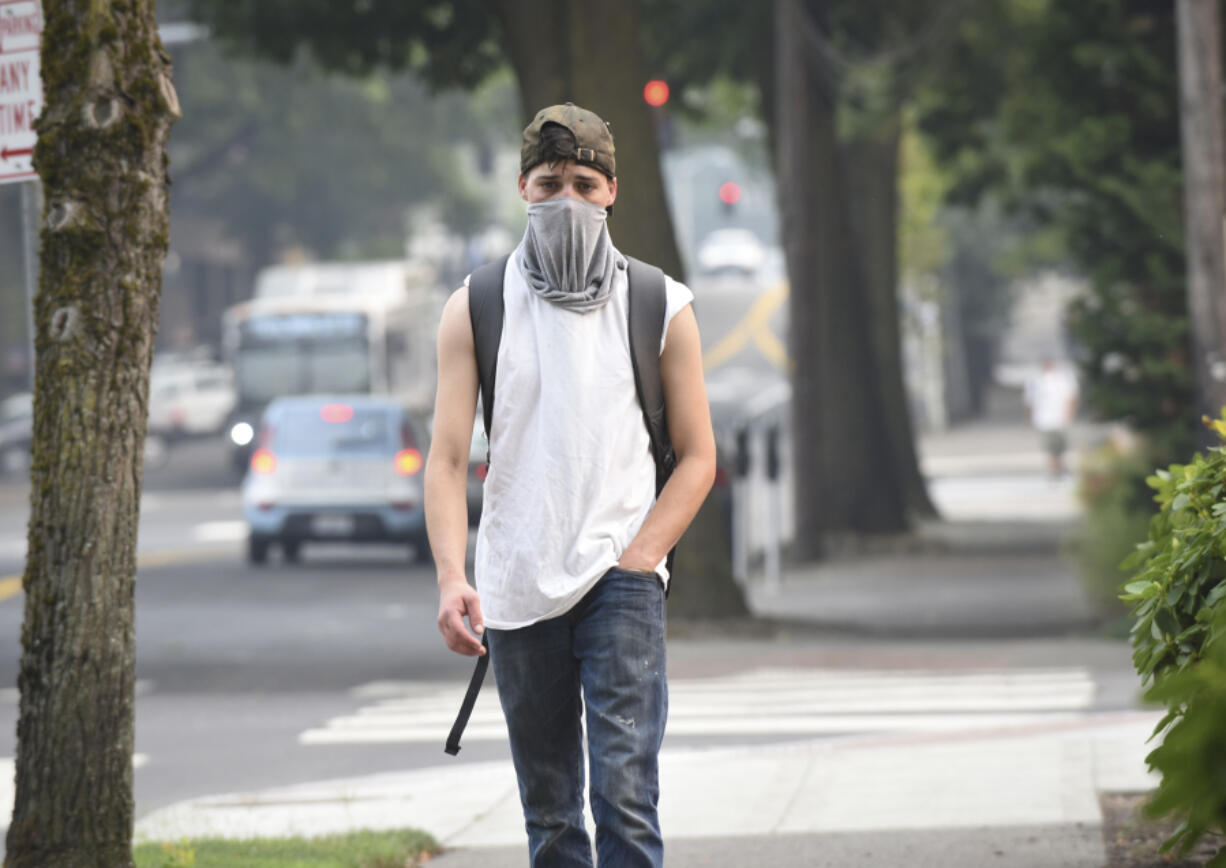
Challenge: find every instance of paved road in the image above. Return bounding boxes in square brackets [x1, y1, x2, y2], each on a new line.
[0, 479, 1141, 835]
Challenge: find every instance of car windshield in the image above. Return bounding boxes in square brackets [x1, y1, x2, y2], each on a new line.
[268, 406, 394, 457]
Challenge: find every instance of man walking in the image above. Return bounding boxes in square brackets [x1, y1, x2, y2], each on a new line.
[1025, 357, 1080, 478]
[424, 104, 716, 867]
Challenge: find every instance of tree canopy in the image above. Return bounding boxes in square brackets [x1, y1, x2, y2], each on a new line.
[187, 0, 686, 278]
[919, 0, 1191, 457]
[167, 34, 517, 266]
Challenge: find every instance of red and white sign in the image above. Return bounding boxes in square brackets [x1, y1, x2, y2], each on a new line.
[0, 0, 41, 185]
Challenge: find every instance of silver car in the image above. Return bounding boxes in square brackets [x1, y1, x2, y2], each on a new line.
[241, 395, 429, 564]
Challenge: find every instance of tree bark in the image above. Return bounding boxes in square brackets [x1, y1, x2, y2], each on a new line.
[776, 0, 910, 559]
[1176, 0, 1226, 423]
[5, 2, 177, 865]
[843, 113, 937, 519]
[667, 481, 748, 618]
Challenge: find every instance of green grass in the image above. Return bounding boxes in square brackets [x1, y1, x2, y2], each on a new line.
[132, 829, 438, 868]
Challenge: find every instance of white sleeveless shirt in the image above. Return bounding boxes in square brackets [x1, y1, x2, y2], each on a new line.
[472, 248, 694, 630]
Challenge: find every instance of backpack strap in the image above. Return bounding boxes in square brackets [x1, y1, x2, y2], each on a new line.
[626, 256, 676, 496]
[626, 256, 679, 577]
[444, 632, 490, 756]
[449, 256, 502, 756]
[467, 254, 510, 444]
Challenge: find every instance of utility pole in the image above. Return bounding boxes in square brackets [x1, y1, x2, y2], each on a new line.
[1176, 0, 1226, 423]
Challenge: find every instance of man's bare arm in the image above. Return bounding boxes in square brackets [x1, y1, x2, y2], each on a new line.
[618, 304, 717, 572]
[425, 287, 485, 656]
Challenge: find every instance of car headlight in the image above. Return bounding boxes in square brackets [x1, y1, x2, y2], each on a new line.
[229, 422, 254, 446]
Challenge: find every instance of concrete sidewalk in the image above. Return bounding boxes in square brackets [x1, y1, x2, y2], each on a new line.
[136, 711, 1158, 866]
[135, 417, 1154, 866]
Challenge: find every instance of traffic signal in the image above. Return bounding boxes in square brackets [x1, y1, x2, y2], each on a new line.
[719, 181, 742, 215]
[719, 182, 742, 206]
[643, 80, 670, 107]
[643, 80, 674, 149]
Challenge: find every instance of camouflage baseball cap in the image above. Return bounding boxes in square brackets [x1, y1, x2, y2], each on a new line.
[521, 103, 616, 177]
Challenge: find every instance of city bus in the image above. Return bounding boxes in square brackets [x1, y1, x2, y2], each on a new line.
[220, 260, 443, 475]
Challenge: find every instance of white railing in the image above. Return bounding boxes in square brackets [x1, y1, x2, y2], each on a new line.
[705, 367, 793, 593]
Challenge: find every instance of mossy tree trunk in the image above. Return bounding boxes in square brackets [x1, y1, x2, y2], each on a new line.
[5, 2, 178, 866]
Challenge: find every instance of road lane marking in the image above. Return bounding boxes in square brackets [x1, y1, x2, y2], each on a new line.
[192, 520, 247, 542]
[0, 544, 240, 603]
[0, 576, 20, 602]
[702, 283, 789, 371]
[299, 667, 1097, 746]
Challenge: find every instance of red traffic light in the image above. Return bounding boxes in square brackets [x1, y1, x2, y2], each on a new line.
[643, 80, 670, 107]
[718, 182, 742, 205]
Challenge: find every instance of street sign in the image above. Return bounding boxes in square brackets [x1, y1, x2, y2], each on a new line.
[0, 0, 42, 185]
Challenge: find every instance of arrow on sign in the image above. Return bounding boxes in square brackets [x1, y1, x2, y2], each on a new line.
[1, 146, 33, 160]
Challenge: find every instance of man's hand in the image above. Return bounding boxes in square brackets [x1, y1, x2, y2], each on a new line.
[438, 578, 486, 656]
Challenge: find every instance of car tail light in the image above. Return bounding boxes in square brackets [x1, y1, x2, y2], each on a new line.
[391, 500, 416, 512]
[257, 501, 276, 511]
[251, 448, 277, 475]
[474, 463, 488, 481]
[394, 448, 423, 476]
[321, 403, 354, 424]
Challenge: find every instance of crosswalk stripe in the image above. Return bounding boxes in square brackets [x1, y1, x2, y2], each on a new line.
[298, 667, 1097, 747]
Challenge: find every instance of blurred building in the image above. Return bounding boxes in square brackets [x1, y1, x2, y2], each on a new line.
[159, 215, 252, 356]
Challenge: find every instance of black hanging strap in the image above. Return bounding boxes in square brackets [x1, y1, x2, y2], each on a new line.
[625, 256, 678, 577]
[444, 632, 490, 756]
[468, 255, 510, 446]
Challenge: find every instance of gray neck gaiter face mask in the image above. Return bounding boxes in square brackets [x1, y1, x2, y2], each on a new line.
[518, 197, 621, 313]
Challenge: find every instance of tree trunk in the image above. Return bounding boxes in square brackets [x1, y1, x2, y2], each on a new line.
[667, 481, 748, 618]
[842, 113, 937, 519]
[775, 0, 909, 559]
[490, 0, 684, 279]
[5, 3, 177, 865]
[1176, 0, 1226, 423]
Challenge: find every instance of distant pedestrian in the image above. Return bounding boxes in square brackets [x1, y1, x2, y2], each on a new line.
[1025, 359, 1080, 478]
[425, 103, 716, 867]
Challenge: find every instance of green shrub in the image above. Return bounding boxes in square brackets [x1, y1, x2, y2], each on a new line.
[1075, 434, 1158, 617]
[1121, 417, 1226, 863]
[1142, 606, 1226, 865]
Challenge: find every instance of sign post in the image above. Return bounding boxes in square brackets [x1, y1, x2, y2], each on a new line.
[1, 0, 43, 389]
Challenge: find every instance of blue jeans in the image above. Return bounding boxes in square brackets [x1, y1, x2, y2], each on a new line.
[488, 567, 668, 867]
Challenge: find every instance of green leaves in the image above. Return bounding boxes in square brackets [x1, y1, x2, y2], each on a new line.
[1123, 427, 1226, 862]
[920, 0, 1192, 460]
[1122, 579, 1158, 598]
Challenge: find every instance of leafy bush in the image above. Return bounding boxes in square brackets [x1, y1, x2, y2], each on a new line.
[1142, 607, 1226, 865]
[1075, 432, 1158, 617]
[1121, 417, 1226, 863]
